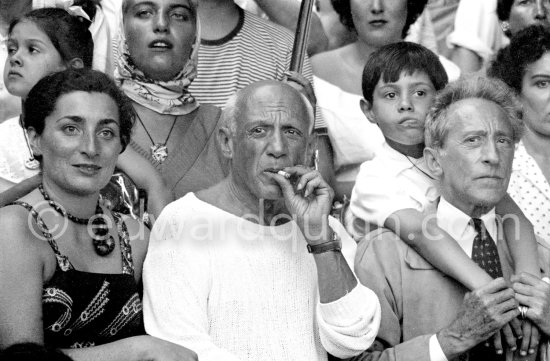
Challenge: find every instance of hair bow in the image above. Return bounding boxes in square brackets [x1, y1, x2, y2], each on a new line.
[32, 0, 91, 21]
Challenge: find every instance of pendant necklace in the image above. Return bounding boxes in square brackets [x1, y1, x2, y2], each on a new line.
[135, 112, 178, 163]
[404, 155, 435, 180]
[385, 138, 434, 180]
[38, 184, 115, 256]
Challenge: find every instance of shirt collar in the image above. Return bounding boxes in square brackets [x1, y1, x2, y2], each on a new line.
[381, 142, 433, 174]
[437, 197, 498, 256]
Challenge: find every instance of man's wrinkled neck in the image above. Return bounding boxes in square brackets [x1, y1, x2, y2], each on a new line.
[470, 204, 494, 219]
[442, 189, 494, 219]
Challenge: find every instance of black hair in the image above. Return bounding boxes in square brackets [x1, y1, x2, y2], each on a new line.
[497, 0, 514, 21]
[361, 41, 448, 103]
[330, 0, 428, 38]
[0, 343, 74, 361]
[23, 69, 135, 153]
[488, 25, 550, 93]
[9, 7, 94, 68]
[73, 0, 101, 22]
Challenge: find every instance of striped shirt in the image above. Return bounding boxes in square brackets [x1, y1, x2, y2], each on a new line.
[189, 8, 325, 129]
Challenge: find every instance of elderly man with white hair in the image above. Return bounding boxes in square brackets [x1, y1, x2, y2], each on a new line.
[142, 79, 381, 361]
[352, 76, 550, 361]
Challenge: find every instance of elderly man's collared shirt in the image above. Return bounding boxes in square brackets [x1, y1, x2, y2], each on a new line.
[354, 196, 510, 361]
[436, 197, 498, 256]
[429, 197, 498, 361]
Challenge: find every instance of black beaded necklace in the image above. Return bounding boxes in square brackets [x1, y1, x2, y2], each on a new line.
[38, 184, 115, 256]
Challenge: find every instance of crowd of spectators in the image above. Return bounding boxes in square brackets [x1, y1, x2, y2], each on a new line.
[2, 1, 550, 361]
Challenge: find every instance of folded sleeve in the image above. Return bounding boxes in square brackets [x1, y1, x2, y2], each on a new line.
[317, 284, 381, 358]
[315, 218, 381, 358]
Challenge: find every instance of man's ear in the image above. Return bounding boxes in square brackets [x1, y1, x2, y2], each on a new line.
[27, 127, 42, 157]
[359, 98, 377, 125]
[217, 126, 234, 160]
[424, 147, 443, 179]
[68, 57, 84, 69]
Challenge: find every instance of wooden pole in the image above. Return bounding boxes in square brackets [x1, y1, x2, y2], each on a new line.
[289, 0, 315, 73]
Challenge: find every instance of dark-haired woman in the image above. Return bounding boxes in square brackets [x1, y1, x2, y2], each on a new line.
[489, 24, 550, 244]
[0, 69, 197, 361]
[113, 0, 228, 202]
[310, 0, 458, 199]
[488, 25, 550, 357]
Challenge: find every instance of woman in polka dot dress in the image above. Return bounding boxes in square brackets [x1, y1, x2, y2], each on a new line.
[489, 25, 550, 242]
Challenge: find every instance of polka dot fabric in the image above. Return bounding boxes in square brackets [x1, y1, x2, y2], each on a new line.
[508, 141, 550, 242]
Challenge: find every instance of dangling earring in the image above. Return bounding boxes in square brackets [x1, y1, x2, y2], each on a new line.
[23, 129, 40, 170]
[20, 116, 40, 170]
[501, 21, 511, 36]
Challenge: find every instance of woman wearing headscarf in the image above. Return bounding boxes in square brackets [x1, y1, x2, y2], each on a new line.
[114, 0, 228, 201]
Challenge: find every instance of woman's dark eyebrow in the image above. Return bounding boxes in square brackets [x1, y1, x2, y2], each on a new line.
[56, 115, 84, 123]
[98, 118, 120, 127]
[530, 73, 550, 79]
[55, 116, 120, 126]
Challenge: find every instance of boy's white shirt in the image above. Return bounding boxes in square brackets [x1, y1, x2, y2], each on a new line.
[350, 141, 439, 227]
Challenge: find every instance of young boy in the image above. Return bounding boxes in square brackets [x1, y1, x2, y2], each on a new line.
[351, 42, 540, 356]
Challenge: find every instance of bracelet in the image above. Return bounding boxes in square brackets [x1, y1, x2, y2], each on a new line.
[307, 231, 341, 254]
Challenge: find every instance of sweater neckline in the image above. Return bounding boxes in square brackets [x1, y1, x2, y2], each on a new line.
[188, 192, 298, 235]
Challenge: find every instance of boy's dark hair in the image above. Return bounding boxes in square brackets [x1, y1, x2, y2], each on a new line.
[24, 68, 135, 154]
[361, 42, 448, 103]
[9, 7, 94, 68]
[331, 0, 428, 38]
[488, 25, 550, 93]
[0, 343, 73, 361]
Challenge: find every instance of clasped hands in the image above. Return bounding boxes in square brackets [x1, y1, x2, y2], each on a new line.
[440, 274, 550, 359]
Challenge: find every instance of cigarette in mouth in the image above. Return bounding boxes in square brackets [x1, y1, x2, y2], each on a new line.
[277, 170, 291, 179]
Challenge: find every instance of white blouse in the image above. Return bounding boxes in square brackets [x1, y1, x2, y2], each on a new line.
[0, 117, 39, 184]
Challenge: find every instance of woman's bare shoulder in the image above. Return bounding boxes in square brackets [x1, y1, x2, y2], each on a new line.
[0, 204, 52, 270]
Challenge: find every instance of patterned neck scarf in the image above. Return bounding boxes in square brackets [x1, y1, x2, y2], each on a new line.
[114, 0, 200, 115]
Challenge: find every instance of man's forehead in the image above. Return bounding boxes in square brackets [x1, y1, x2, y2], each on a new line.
[448, 98, 509, 128]
[245, 82, 300, 104]
[241, 83, 311, 119]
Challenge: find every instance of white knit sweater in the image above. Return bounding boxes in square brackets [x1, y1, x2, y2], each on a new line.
[143, 193, 380, 361]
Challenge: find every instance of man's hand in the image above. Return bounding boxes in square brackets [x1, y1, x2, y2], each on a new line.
[437, 278, 520, 359]
[512, 273, 550, 337]
[267, 165, 333, 244]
